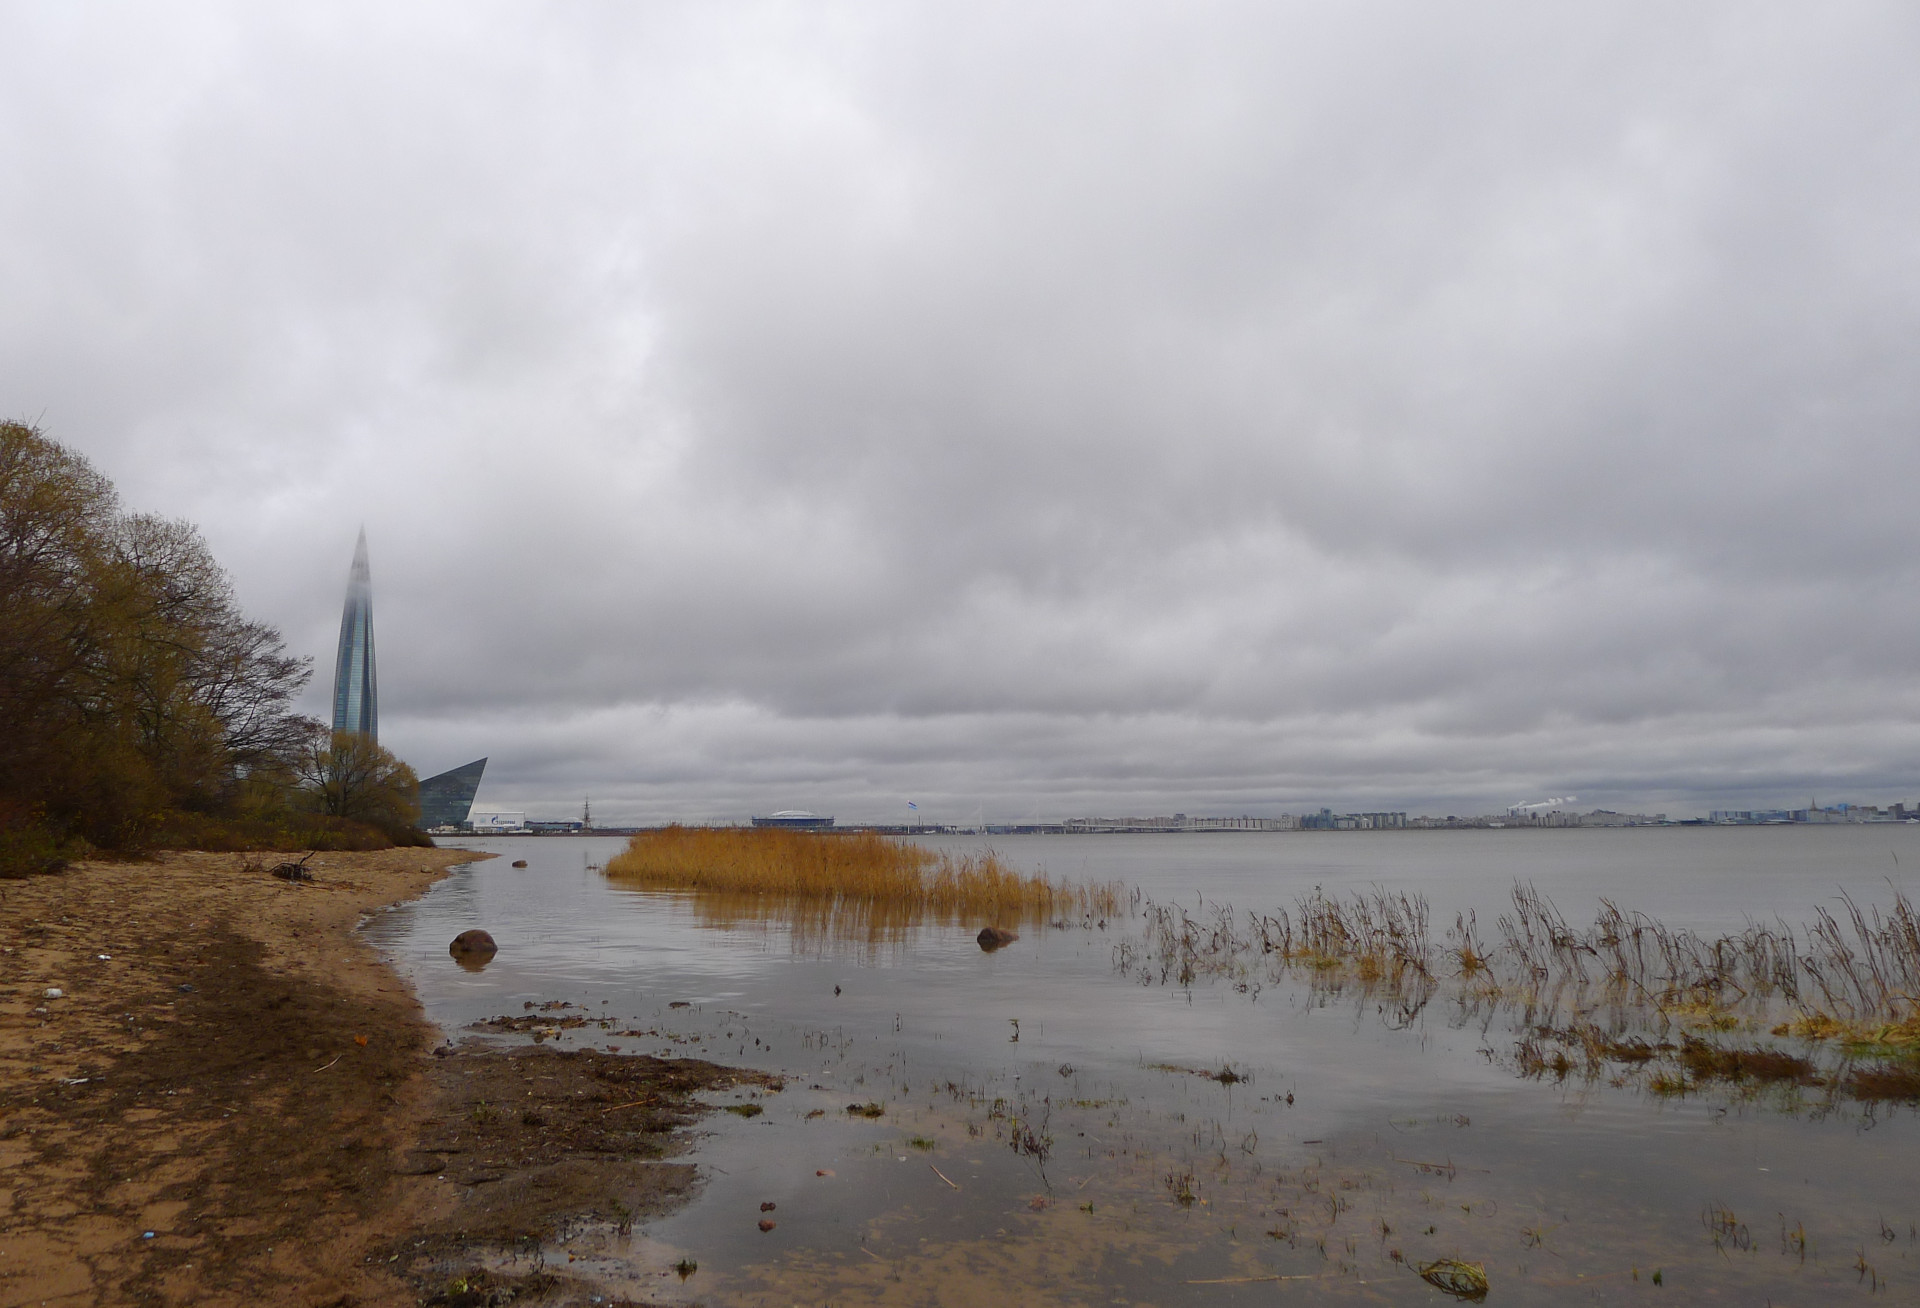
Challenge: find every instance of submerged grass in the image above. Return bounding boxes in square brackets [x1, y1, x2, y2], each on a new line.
[603, 825, 1123, 926]
[1116, 880, 1920, 1108]
[1120, 881, 1920, 1027]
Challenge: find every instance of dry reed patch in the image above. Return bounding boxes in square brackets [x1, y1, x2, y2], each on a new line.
[1771, 1012, 1854, 1042]
[1772, 1009, 1920, 1052]
[1675, 1038, 1819, 1086]
[603, 826, 1121, 924]
[1844, 1061, 1920, 1102]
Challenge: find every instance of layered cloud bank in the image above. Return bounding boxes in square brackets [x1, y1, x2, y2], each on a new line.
[5, 3, 1919, 820]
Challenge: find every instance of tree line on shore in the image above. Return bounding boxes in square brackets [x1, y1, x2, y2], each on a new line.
[1, 421, 425, 875]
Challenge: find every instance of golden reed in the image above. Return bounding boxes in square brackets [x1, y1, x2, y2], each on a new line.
[603, 825, 1121, 924]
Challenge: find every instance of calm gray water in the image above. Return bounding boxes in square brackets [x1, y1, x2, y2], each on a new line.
[363, 828, 1920, 1305]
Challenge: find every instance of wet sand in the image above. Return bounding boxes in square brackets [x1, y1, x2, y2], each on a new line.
[0, 850, 774, 1307]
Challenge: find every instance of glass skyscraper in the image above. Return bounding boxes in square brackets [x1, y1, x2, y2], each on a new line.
[331, 528, 378, 739]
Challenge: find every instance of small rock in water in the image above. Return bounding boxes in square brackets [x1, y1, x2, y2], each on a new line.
[448, 929, 498, 964]
[512, 860, 529, 868]
[758, 1219, 777, 1232]
[760, 1201, 776, 1211]
[976, 926, 1019, 951]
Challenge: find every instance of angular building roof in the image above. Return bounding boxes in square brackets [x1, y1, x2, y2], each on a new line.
[420, 757, 488, 829]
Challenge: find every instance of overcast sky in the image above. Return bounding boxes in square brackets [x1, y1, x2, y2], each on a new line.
[6, 2, 1920, 822]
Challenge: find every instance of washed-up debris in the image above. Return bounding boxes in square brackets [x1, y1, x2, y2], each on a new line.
[267, 852, 317, 882]
[472, 1013, 590, 1033]
[846, 1102, 885, 1118]
[1150, 1062, 1245, 1084]
[1418, 1258, 1489, 1301]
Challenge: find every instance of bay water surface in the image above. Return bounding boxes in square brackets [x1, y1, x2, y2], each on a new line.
[364, 827, 1920, 1304]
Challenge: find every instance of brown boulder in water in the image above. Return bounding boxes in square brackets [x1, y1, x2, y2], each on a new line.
[511, 860, 529, 868]
[977, 926, 1019, 951]
[449, 929, 498, 969]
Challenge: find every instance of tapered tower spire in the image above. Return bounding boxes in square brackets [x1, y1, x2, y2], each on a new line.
[331, 527, 378, 739]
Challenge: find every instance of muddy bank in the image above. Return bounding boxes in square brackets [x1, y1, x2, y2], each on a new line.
[0, 850, 774, 1307]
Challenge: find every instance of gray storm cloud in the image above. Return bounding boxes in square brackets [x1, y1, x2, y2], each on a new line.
[4, 2, 1919, 821]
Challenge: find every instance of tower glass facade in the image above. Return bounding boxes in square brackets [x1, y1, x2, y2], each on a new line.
[331, 528, 378, 738]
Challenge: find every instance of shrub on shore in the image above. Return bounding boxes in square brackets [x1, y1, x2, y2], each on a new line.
[137, 809, 432, 853]
[0, 801, 88, 878]
[604, 826, 1120, 923]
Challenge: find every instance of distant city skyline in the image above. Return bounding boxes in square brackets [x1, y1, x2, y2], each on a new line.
[453, 795, 1920, 832]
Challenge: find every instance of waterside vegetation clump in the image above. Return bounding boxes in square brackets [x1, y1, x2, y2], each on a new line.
[604, 825, 1124, 927]
[1115, 882, 1920, 1106]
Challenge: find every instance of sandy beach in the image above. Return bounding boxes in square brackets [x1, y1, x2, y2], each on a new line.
[0, 849, 772, 1307]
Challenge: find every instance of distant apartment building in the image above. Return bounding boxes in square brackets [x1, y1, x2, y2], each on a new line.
[1298, 809, 1407, 830]
[1568, 810, 1666, 827]
[1406, 810, 1666, 828]
[1711, 803, 1916, 824]
[1063, 814, 1299, 832]
[1496, 808, 1665, 827]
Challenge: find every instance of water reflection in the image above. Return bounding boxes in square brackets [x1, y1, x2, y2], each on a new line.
[603, 882, 1113, 962]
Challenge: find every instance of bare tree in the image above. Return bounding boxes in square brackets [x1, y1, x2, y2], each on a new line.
[0, 422, 328, 844]
[297, 731, 420, 831]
